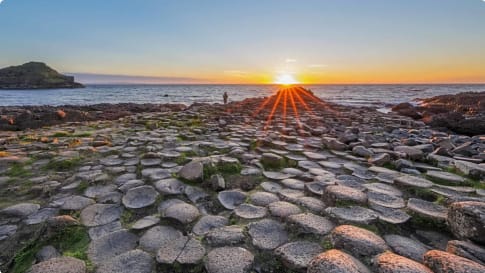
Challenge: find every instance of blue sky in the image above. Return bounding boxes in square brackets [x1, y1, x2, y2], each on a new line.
[0, 0, 484, 83]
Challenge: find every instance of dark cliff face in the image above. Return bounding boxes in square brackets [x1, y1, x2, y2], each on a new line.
[0, 62, 84, 89]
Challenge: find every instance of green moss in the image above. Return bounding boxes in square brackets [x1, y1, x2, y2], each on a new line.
[6, 163, 32, 177]
[42, 157, 82, 172]
[76, 181, 89, 194]
[218, 162, 242, 174]
[12, 241, 41, 273]
[203, 164, 218, 180]
[121, 210, 133, 226]
[175, 153, 189, 165]
[321, 239, 333, 250]
[72, 132, 92, 138]
[50, 132, 71, 137]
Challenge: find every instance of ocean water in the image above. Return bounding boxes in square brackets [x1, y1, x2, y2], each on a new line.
[1, 84, 484, 108]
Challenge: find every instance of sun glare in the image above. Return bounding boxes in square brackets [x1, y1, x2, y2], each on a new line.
[274, 73, 299, 85]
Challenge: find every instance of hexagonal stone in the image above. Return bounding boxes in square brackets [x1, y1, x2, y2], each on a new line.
[84, 184, 117, 199]
[248, 219, 288, 250]
[175, 237, 206, 265]
[263, 171, 294, 180]
[155, 236, 189, 264]
[427, 170, 465, 184]
[447, 201, 485, 244]
[446, 240, 485, 265]
[139, 225, 184, 253]
[154, 178, 186, 195]
[261, 153, 286, 169]
[268, 201, 301, 218]
[368, 191, 405, 209]
[205, 226, 245, 246]
[325, 206, 378, 225]
[205, 247, 254, 273]
[28, 257, 86, 273]
[24, 208, 59, 225]
[87, 229, 138, 265]
[131, 215, 160, 230]
[384, 234, 430, 262]
[234, 204, 267, 219]
[371, 204, 411, 224]
[278, 188, 305, 202]
[80, 204, 123, 227]
[192, 215, 228, 236]
[60, 196, 95, 210]
[424, 250, 485, 273]
[88, 221, 122, 240]
[407, 198, 447, 221]
[161, 200, 200, 224]
[35, 245, 60, 262]
[218, 190, 247, 210]
[323, 185, 367, 206]
[364, 183, 403, 197]
[281, 178, 305, 190]
[308, 249, 371, 273]
[178, 161, 203, 182]
[249, 191, 279, 206]
[0, 224, 17, 240]
[374, 252, 433, 273]
[141, 168, 171, 181]
[331, 225, 389, 257]
[260, 181, 283, 193]
[275, 241, 323, 271]
[96, 249, 154, 273]
[287, 213, 335, 235]
[303, 151, 327, 160]
[0, 202, 40, 218]
[122, 185, 159, 209]
[394, 175, 433, 188]
[298, 196, 326, 213]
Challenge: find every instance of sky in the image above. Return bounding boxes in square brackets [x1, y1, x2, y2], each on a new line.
[0, 0, 484, 84]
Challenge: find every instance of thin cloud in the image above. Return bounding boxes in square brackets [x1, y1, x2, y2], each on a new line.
[223, 70, 249, 78]
[308, 64, 328, 68]
[285, 58, 297, 63]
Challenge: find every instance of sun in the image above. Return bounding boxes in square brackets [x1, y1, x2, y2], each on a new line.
[274, 73, 299, 85]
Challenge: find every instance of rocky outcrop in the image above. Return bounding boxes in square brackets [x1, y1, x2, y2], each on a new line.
[0, 62, 84, 89]
[392, 92, 485, 135]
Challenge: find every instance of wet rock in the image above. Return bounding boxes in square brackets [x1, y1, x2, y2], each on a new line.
[268, 201, 301, 218]
[248, 219, 288, 250]
[87, 229, 138, 265]
[331, 225, 389, 257]
[205, 247, 254, 273]
[80, 204, 123, 227]
[287, 213, 335, 235]
[424, 249, 485, 273]
[325, 206, 378, 225]
[275, 241, 323, 271]
[384, 234, 430, 262]
[178, 161, 203, 182]
[193, 215, 228, 236]
[96, 249, 154, 273]
[139, 225, 184, 253]
[218, 190, 247, 210]
[447, 201, 485, 244]
[28, 257, 86, 273]
[122, 185, 159, 209]
[374, 252, 433, 273]
[447, 240, 485, 265]
[308, 249, 371, 273]
[205, 225, 245, 246]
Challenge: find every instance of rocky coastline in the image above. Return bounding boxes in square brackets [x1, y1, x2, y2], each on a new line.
[0, 87, 484, 273]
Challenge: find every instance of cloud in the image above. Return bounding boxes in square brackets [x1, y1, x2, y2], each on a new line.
[0, 0, 4, 4]
[285, 58, 297, 63]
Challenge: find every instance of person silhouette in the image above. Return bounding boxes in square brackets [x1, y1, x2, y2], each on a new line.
[223, 92, 228, 104]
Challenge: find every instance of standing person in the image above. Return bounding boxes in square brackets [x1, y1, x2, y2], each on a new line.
[223, 92, 228, 104]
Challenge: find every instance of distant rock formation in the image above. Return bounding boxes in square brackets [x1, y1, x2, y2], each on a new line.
[0, 62, 84, 89]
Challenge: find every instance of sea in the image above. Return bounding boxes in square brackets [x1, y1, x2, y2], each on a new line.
[1, 84, 484, 109]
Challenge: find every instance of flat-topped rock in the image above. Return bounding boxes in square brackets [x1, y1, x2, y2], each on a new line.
[384, 234, 430, 262]
[275, 241, 323, 271]
[88, 221, 122, 240]
[28, 257, 86, 273]
[394, 146, 423, 160]
[424, 250, 485, 273]
[368, 191, 405, 209]
[205, 225, 245, 246]
[218, 190, 247, 210]
[131, 215, 160, 230]
[374, 252, 433, 273]
[268, 201, 301, 218]
[394, 175, 434, 188]
[325, 206, 378, 225]
[178, 161, 203, 182]
[96, 249, 154, 273]
[447, 240, 485, 265]
[308, 249, 371, 273]
[371, 204, 411, 224]
[426, 170, 465, 184]
[1, 202, 40, 218]
[234, 204, 267, 219]
[160, 200, 200, 224]
[331, 225, 389, 257]
[139, 225, 184, 253]
[263, 171, 294, 180]
[407, 198, 448, 221]
[447, 201, 485, 244]
[248, 219, 288, 250]
[122, 185, 159, 209]
[192, 215, 228, 236]
[249, 191, 279, 206]
[80, 204, 123, 227]
[205, 247, 254, 273]
[323, 185, 367, 206]
[260, 181, 283, 193]
[287, 213, 335, 235]
[154, 178, 186, 195]
[88, 229, 138, 265]
[60, 196, 95, 210]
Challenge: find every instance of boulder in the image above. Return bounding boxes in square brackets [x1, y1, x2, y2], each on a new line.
[447, 201, 485, 244]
